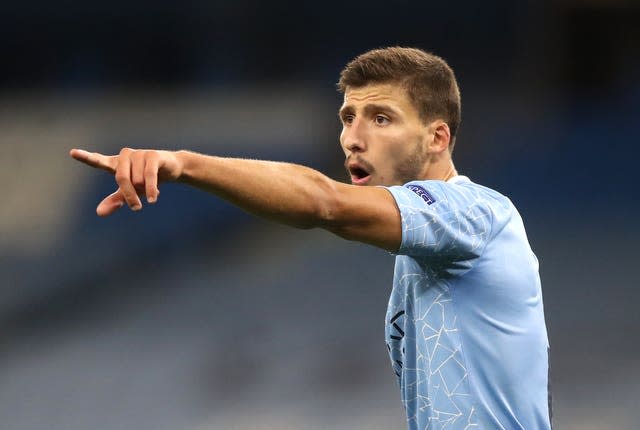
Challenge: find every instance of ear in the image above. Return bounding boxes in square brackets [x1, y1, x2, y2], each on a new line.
[427, 121, 451, 153]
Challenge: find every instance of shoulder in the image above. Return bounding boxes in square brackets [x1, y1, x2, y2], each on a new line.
[389, 176, 511, 212]
[445, 176, 513, 210]
[385, 176, 502, 260]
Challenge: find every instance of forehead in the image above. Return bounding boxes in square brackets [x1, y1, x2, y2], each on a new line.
[341, 82, 414, 111]
[342, 82, 410, 104]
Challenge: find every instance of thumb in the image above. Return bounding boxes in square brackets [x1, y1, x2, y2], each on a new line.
[97, 189, 126, 217]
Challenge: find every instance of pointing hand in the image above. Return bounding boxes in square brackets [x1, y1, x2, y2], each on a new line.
[69, 148, 183, 216]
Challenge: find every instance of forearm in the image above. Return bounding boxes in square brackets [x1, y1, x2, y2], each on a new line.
[176, 150, 340, 229]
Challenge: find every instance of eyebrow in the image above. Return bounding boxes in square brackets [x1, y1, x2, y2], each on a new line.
[338, 103, 400, 118]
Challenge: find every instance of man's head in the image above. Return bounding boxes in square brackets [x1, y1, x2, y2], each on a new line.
[338, 47, 461, 186]
[338, 47, 461, 147]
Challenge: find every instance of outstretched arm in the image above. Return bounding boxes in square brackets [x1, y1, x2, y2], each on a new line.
[70, 148, 402, 252]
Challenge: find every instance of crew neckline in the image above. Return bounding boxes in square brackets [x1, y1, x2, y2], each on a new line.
[447, 175, 471, 184]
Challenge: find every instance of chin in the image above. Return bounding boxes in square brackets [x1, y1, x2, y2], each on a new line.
[373, 176, 399, 187]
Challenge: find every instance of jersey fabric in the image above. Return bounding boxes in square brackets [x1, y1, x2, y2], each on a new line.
[384, 176, 551, 430]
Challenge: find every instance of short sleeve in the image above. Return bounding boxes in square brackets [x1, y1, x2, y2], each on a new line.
[385, 181, 493, 262]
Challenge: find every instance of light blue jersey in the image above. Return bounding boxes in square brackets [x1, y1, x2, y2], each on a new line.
[385, 176, 551, 430]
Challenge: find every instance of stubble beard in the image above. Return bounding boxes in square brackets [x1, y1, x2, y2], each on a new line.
[392, 142, 429, 185]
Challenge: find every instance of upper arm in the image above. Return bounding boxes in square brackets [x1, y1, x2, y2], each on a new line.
[323, 183, 402, 252]
[387, 182, 493, 261]
[320, 180, 495, 259]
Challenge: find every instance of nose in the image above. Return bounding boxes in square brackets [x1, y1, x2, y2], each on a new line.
[341, 120, 366, 154]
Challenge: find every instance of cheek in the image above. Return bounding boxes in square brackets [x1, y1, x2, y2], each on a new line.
[379, 135, 422, 180]
[382, 137, 410, 162]
[339, 130, 348, 155]
[372, 141, 402, 177]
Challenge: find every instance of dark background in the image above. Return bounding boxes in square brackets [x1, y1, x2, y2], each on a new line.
[1, 1, 639, 429]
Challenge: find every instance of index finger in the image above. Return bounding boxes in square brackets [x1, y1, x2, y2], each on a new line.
[69, 149, 117, 173]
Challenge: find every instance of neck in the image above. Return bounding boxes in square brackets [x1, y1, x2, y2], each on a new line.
[442, 162, 458, 181]
[421, 157, 458, 182]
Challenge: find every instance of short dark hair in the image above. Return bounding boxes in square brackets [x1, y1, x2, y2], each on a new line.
[338, 47, 461, 151]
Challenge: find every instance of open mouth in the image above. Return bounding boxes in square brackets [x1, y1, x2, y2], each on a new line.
[347, 163, 372, 185]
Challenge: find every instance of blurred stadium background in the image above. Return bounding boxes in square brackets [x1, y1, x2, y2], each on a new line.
[1, 1, 639, 429]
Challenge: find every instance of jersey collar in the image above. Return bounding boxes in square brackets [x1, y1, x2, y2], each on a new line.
[446, 175, 471, 184]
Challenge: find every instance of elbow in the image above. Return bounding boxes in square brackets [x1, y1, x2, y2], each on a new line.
[312, 179, 348, 232]
[281, 174, 346, 232]
[297, 176, 343, 231]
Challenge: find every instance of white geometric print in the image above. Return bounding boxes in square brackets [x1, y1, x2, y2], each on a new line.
[387, 276, 478, 430]
[385, 177, 551, 429]
[385, 179, 493, 429]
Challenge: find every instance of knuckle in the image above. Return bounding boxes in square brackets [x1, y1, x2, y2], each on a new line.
[119, 147, 133, 156]
[115, 173, 129, 185]
[132, 176, 145, 188]
[144, 166, 157, 178]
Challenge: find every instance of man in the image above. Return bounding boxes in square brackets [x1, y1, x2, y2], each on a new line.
[70, 47, 551, 429]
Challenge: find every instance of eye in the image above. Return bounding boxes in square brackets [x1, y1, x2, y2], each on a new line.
[342, 114, 355, 125]
[375, 115, 390, 125]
